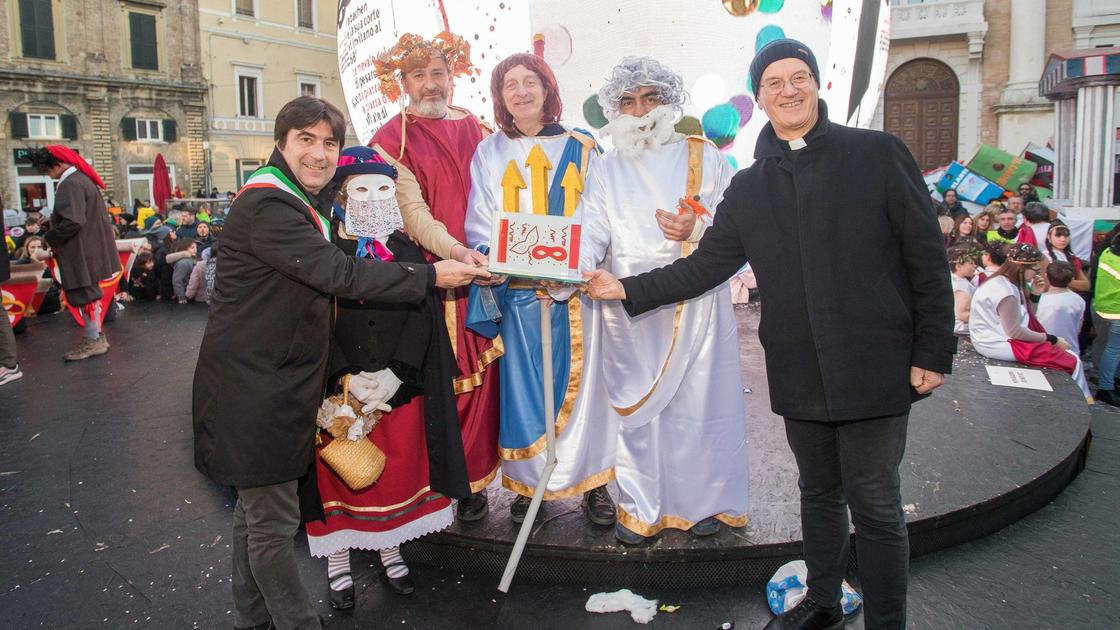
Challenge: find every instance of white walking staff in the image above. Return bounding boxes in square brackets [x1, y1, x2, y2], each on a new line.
[498, 296, 557, 593]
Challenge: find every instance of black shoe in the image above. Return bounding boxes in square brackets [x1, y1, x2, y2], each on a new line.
[510, 494, 533, 524]
[1096, 388, 1120, 407]
[581, 486, 616, 525]
[327, 575, 354, 610]
[383, 563, 415, 595]
[613, 522, 649, 545]
[457, 491, 489, 522]
[689, 516, 720, 537]
[763, 597, 843, 630]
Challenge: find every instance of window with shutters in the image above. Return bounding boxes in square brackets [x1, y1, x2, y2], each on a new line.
[236, 0, 255, 17]
[27, 114, 61, 139]
[135, 118, 163, 142]
[129, 12, 159, 71]
[19, 0, 56, 60]
[236, 69, 262, 118]
[297, 0, 314, 29]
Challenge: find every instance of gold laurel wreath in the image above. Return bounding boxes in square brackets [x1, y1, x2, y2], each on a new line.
[373, 31, 478, 102]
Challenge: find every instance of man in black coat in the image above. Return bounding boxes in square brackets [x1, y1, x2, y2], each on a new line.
[192, 97, 486, 630]
[585, 40, 955, 630]
[28, 146, 120, 361]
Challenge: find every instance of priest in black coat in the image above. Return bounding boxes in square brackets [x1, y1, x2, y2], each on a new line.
[584, 41, 955, 630]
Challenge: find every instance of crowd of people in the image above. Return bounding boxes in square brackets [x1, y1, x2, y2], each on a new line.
[0, 29, 1103, 630]
[1, 157, 226, 389]
[933, 183, 1120, 405]
[5, 190, 226, 311]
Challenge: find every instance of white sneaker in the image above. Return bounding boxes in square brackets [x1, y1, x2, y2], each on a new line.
[0, 364, 23, 386]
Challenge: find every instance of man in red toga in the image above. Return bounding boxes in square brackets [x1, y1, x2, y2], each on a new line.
[370, 32, 501, 520]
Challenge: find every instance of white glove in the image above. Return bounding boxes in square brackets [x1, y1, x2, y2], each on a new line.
[347, 369, 402, 415]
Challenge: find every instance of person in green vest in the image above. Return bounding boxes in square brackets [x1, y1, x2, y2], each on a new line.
[1093, 232, 1120, 407]
[986, 206, 1020, 244]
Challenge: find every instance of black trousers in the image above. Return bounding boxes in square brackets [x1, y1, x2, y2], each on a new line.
[784, 413, 909, 630]
[232, 480, 321, 630]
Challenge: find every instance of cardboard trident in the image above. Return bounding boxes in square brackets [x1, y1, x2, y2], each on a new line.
[494, 144, 581, 593]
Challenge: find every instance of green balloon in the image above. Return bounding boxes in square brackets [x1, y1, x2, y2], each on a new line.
[583, 95, 608, 129]
[702, 103, 740, 142]
[675, 115, 703, 137]
[759, 0, 785, 13]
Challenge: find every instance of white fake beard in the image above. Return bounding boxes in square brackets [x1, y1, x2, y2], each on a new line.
[602, 105, 680, 158]
[345, 197, 404, 239]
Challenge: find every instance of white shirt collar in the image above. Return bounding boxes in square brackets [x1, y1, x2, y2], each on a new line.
[58, 166, 77, 183]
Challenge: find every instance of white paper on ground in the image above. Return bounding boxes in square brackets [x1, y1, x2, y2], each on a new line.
[585, 589, 658, 624]
[985, 365, 1054, 391]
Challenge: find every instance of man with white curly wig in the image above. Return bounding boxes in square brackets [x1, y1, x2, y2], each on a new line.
[596, 56, 687, 157]
[576, 56, 750, 545]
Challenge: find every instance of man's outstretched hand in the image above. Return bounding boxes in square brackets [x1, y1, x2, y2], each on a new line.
[583, 269, 626, 301]
[450, 244, 505, 286]
[434, 259, 491, 288]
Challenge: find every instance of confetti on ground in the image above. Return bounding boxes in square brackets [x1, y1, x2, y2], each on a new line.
[659, 604, 681, 613]
[210, 535, 222, 547]
[953, 400, 961, 412]
[0, 471, 21, 477]
[29, 433, 41, 441]
[94, 542, 109, 552]
[46, 529, 63, 535]
[903, 503, 918, 514]
[184, 499, 192, 504]
[149, 544, 171, 554]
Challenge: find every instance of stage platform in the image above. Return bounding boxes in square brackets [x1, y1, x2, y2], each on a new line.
[409, 302, 1092, 588]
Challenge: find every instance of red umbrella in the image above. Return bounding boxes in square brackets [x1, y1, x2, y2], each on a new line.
[152, 154, 172, 214]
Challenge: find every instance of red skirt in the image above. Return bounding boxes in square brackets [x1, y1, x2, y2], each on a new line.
[1009, 339, 1078, 374]
[306, 395, 453, 557]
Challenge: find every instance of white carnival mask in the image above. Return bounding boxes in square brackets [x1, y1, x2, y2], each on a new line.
[344, 173, 403, 238]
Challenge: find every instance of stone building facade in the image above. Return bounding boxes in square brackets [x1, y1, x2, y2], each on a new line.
[198, 0, 358, 193]
[0, 0, 207, 214]
[875, 0, 1120, 171]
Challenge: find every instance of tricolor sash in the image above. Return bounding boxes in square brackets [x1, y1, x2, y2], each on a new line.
[239, 166, 331, 241]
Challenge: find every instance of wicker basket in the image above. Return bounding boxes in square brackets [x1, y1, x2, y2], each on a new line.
[318, 375, 386, 491]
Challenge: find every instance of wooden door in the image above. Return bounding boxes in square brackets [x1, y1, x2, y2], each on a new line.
[884, 59, 959, 170]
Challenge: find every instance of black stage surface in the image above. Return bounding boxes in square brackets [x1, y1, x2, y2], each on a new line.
[419, 304, 1091, 587]
[1, 300, 1116, 629]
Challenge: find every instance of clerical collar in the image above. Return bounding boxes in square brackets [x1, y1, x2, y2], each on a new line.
[778, 118, 824, 152]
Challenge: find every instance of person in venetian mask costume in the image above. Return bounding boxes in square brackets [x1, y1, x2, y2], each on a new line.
[304, 147, 471, 610]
